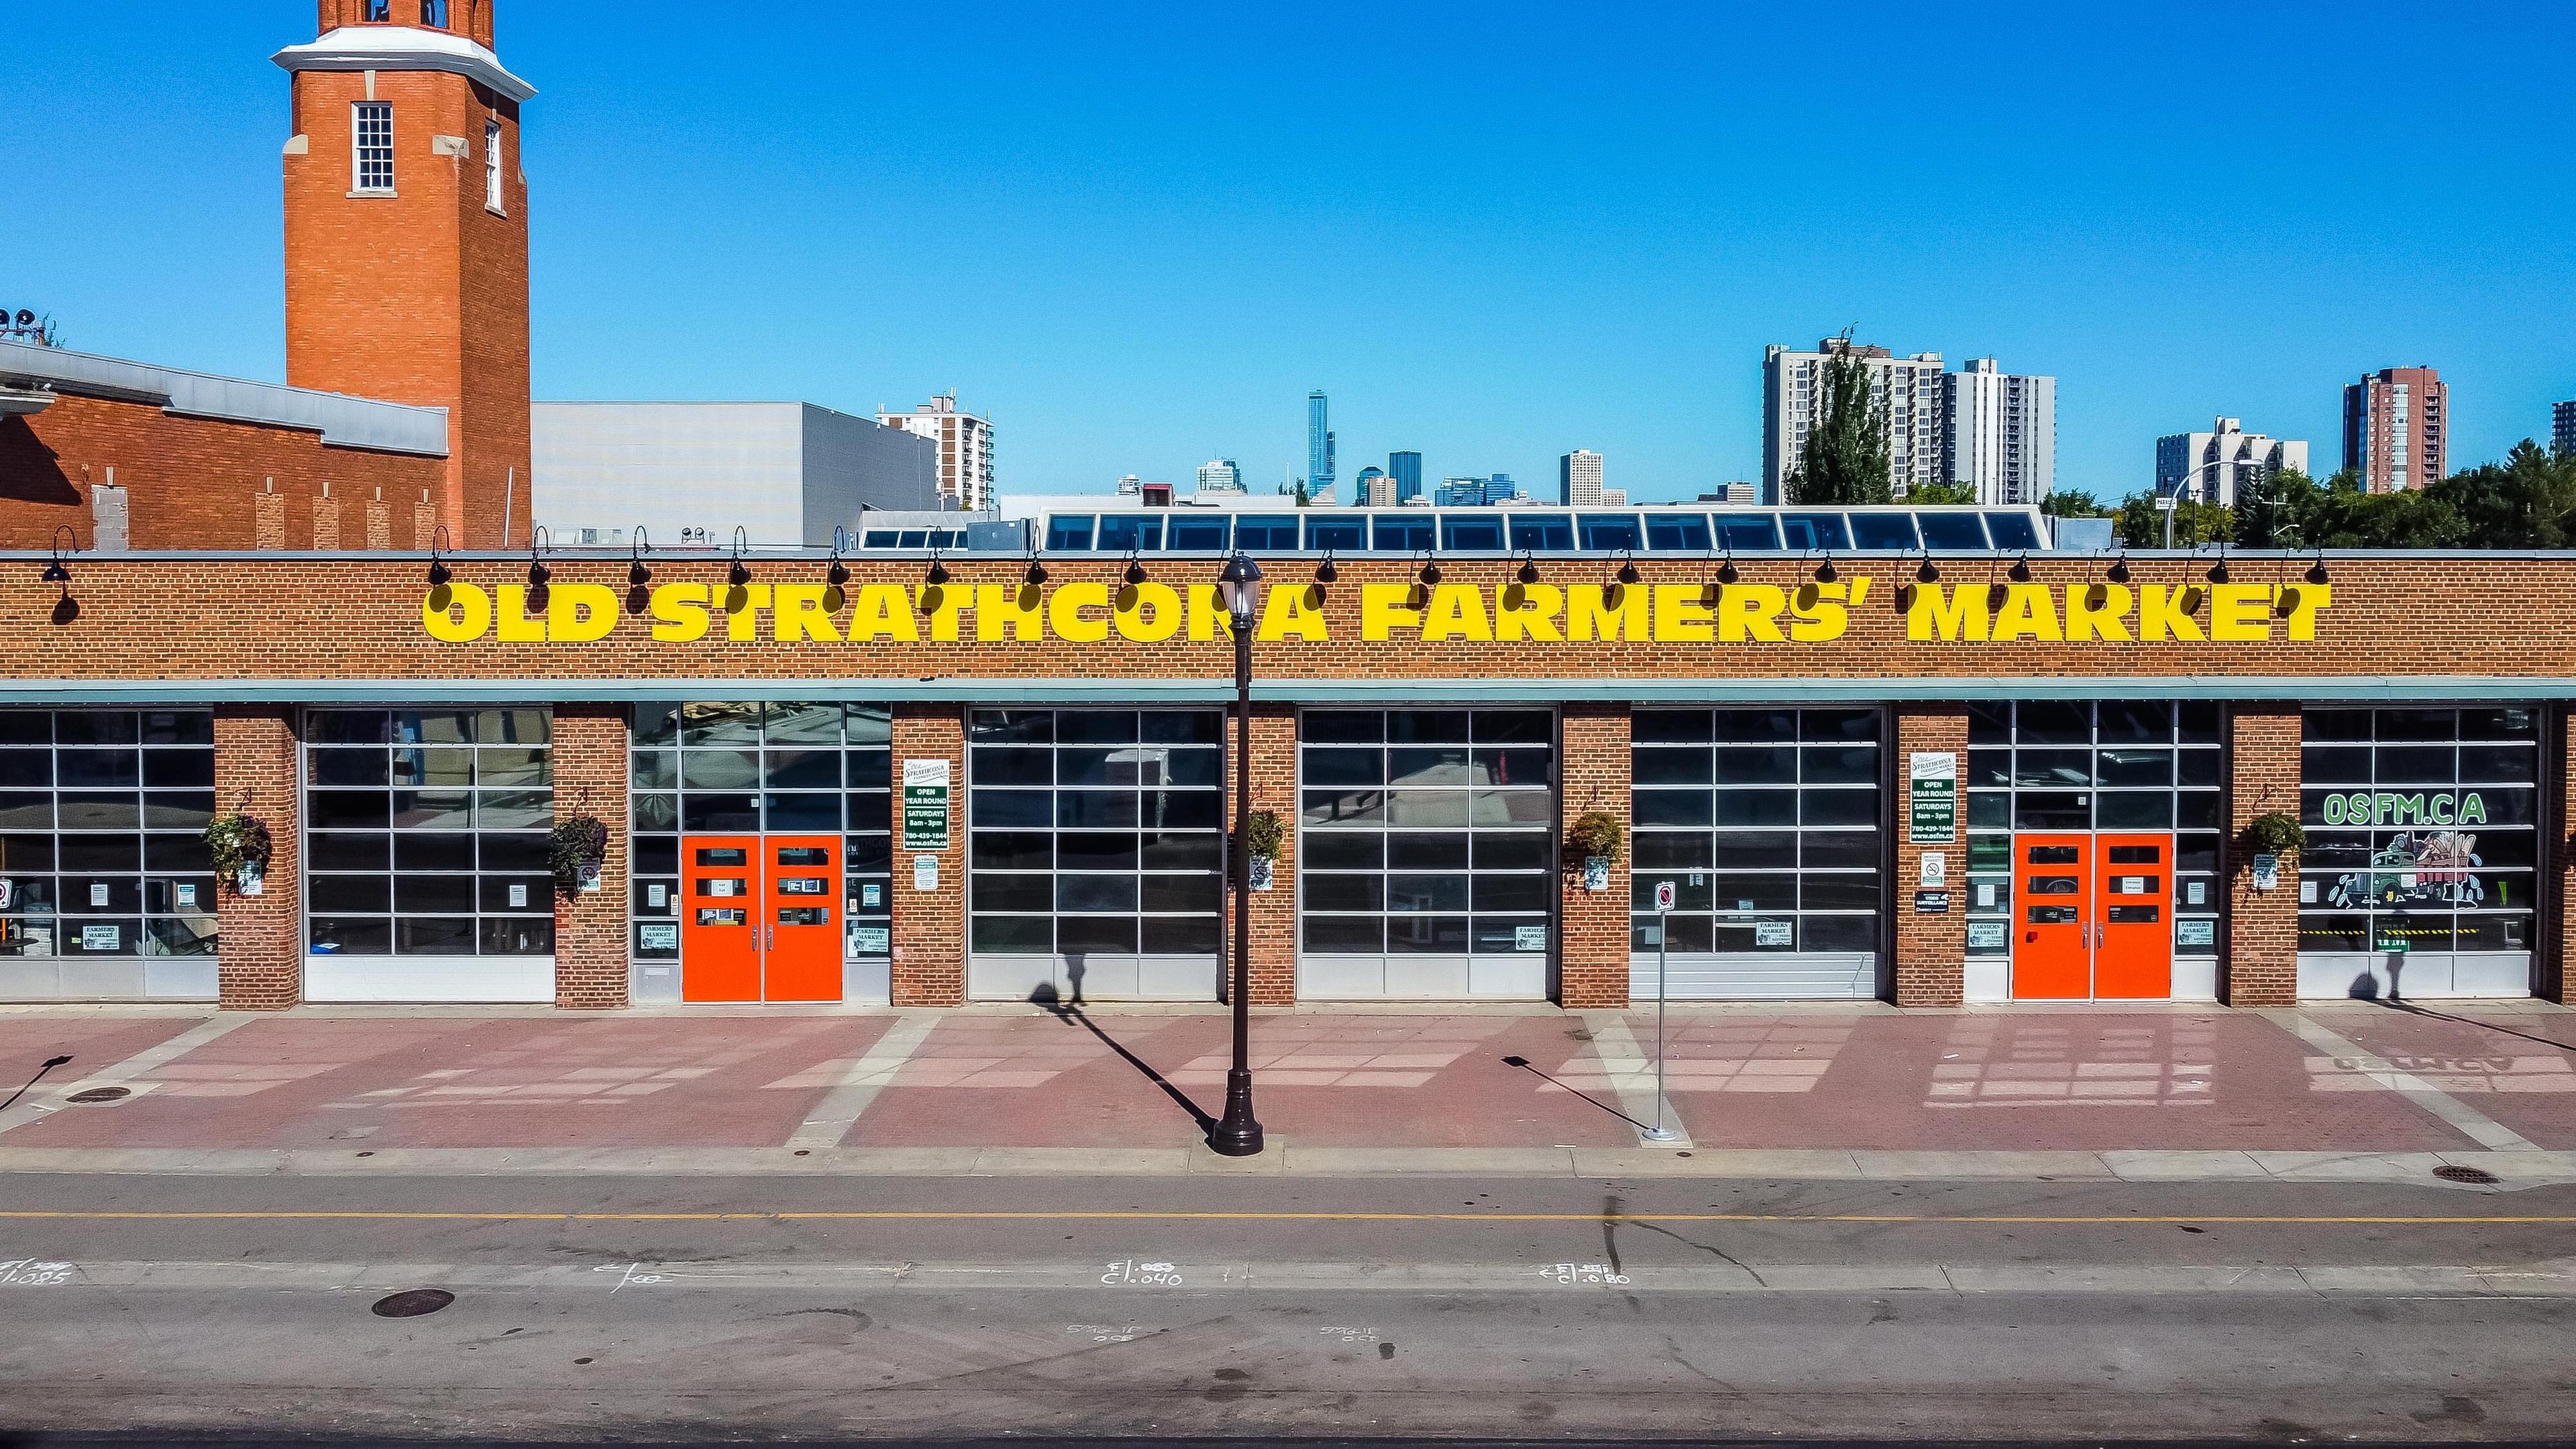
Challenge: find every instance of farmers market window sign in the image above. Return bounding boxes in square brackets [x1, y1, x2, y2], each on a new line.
[417, 579, 2334, 647]
[2314, 792, 2489, 827]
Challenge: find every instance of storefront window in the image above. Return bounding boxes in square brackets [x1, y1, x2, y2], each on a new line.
[629, 702, 894, 964]
[2298, 708, 2536, 959]
[1628, 708, 1882, 955]
[0, 710, 217, 962]
[303, 709, 554, 957]
[967, 708, 1226, 959]
[1299, 708, 1556, 959]
[1962, 701, 2222, 962]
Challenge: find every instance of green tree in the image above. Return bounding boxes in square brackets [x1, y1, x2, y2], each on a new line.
[1786, 347, 1893, 504]
[1907, 481, 1976, 504]
[2040, 489, 2110, 518]
[2231, 468, 2322, 549]
[2115, 492, 2236, 549]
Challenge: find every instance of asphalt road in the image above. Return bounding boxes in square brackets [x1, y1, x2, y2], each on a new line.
[2, 1171, 2573, 1444]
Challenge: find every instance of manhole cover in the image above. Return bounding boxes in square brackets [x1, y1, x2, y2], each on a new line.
[372, 1289, 455, 1318]
[2434, 1165, 2501, 1185]
[64, 1086, 129, 1104]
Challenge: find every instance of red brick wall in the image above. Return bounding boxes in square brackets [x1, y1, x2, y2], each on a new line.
[1244, 702, 1297, 1006]
[1892, 706, 1968, 1006]
[285, 62, 529, 549]
[0, 394, 441, 551]
[213, 706, 302, 1010]
[889, 703, 964, 1006]
[2222, 704, 2302, 1006]
[550, 702, 628, 1010]
[1558, 703, 1631, 1008]
[0, 555, 2538, 686]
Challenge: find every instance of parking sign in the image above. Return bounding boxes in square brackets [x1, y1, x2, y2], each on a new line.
[1653, 879, 1676, 914]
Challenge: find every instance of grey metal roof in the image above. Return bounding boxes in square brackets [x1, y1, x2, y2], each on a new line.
[0, 340, 447, 458]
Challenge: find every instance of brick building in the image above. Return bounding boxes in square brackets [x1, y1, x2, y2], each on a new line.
[0, 500, 2569, 1016]
[1, 0, 533, 553]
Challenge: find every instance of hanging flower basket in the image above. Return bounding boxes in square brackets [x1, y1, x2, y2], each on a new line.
[1567, 810, 1623, 892]
[205, 812, 273, 896]
[1242, 809, 1284, 892]
[549, 814, 610, 897]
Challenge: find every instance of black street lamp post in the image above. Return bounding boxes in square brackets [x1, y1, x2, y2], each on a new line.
[1209, 552, 1267, 1156]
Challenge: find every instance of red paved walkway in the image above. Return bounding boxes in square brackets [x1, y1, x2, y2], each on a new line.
[1, 1002, 2567, 1157]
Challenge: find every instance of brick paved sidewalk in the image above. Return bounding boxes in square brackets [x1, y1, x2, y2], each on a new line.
[1, 1000, 2571, 1159]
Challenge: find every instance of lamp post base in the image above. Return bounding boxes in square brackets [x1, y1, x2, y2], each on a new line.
[1208, 1067, 1265, 1156]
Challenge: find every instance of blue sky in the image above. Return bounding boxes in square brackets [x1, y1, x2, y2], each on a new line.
[6, 3, 2573, 503]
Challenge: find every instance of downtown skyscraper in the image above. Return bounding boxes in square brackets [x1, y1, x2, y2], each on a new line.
[1307, 389, 1336, 498]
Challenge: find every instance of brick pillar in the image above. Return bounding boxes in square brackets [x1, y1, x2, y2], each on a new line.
[1244, 702, 1297, 1005]
[412, 493, 439, 549]
[364, 492, 393, 549]
[890, 702, 965, 1006]
[213, 704, 301, 1010]
[1557, 702, 1631, 1008]
[312, 490, 341, 549]
[2222, 702, 2302, 1006]
[254, 490, 286, 551]
[2544, 707, 2575, 1003]
[1892, 704, 1967, 1007]
[551, 703, 629, 1010]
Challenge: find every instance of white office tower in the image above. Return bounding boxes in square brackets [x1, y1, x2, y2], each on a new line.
[2155, 418, 2310, 505]
[1560, 449, 1604, 505]
[1763, 340, 1947, 502]
[1943, 358, 2056, 504]
[1196, 458, 1244, 494]
[877, 393, 994, 511]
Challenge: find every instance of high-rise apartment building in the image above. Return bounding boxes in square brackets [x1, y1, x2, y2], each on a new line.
[1355, 466, 1393, 506]
[2341, 367, 2447, 492]
[877, 393, 994, 511]
[1388, 451, 1422, 504]
[2553, 400, 2574, 458]
[1764, 341, 2055, 504]
[1560, 449, 1604, 506]
[2155, 418, 2308, 506]
[1942, 360, 2055, 505]
[1196, 458, 1244, 494]
[1305, 390, 1335, 498]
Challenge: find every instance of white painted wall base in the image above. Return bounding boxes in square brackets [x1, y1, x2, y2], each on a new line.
[303, 955, 554, 1004]
[967, 954, 1217, 1004]
[2171, 957, 2220, 1002]
[1963, 956, 2010, 1002]
[1629, 952, 1876, 1001]
[2298, 952, 2531, 1001]
[1297, 954, 1548, 1000]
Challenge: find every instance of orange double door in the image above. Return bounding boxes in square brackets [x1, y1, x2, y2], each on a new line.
[2011, 833, 2174, 1000]
[679, 835, 843, 1004]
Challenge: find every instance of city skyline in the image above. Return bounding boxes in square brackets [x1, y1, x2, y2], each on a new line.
[7, 7, 2573, 504]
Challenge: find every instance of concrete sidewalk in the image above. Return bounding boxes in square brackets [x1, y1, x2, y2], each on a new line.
[1, 998, 2570, 1183]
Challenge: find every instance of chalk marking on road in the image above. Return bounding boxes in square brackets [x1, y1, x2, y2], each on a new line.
[596, 1262, 672, 1293]
[0, 1013, 254, 1139]
[785, 1010, 943, 1148]
[5, 1208, 2576, 1226]
[0, 1256, 76, 1285]
[3, 1257, 2573, 1297]
[2274, 1010, 2540, 1152]
[1580, 1011, 1693, 1150]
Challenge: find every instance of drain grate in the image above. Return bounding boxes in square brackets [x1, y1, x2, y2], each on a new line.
[372, 1289, 455, 1318]
[64, 1086, 129, 1104]
[2434, 1164, 2501, 1185]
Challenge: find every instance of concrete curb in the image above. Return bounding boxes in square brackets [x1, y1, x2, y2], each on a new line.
[5, 1143, 2574, 1187]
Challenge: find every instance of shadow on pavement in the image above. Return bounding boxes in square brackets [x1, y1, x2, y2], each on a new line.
[2377, 998, 2575, 1054]
[1030, 981, 1216, 1133]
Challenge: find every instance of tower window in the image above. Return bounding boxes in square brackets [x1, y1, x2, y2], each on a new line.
[361, 0, 391, 19]
[421, 0, 448, 25]
[484, 121, 504, 213]
[352, 103, 394, 193]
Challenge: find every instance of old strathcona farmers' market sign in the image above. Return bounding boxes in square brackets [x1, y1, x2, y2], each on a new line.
[416, 579, 2335, 648]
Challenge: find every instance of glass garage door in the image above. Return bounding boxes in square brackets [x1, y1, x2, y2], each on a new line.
[965, 708, 1227, 1002]
[0, 710, 217, 1001]
[2298, 706, 2537, 1000]
[1627, 707, 1884, 999]
[1297, 708, 1556, 1000]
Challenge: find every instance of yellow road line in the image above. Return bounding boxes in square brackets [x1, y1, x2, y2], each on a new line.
[0, 1209, 2569, 1226]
